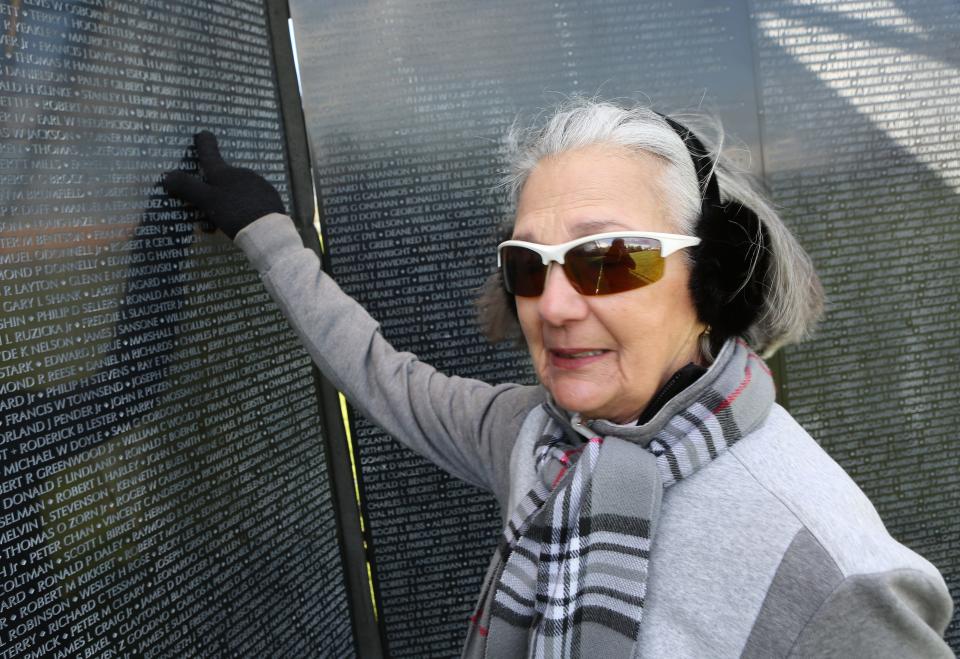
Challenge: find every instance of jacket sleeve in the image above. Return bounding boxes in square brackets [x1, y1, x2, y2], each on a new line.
[234, 213, 544, 498]
[788, 568, 955, 658]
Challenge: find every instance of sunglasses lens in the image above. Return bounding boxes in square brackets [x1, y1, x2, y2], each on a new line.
[501, 245, 547, 296]
[565, 237, 664, 295]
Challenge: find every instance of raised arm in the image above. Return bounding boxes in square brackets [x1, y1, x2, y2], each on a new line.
[163, 132, 543, 499]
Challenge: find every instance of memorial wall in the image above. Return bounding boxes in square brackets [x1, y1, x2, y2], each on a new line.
[0, 0, 354, 656]
[289, 0, 958, 655]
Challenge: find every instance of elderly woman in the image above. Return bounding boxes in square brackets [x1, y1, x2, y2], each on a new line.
[164, 100, 953, 657]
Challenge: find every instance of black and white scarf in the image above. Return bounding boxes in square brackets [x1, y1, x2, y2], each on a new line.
[463, 339, 775, 658]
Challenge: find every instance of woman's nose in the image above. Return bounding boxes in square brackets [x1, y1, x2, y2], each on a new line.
[537, 263, 589, 326]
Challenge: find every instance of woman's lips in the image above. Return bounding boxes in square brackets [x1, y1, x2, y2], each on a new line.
[549, 348, 611, 370]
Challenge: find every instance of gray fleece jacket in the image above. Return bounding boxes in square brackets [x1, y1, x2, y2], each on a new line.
[236, 213, 954, 658]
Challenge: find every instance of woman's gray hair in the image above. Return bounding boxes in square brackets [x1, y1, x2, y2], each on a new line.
[477, 98, 824, 359]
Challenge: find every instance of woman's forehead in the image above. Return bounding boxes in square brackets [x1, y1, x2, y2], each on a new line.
[512, 146, 671, 241]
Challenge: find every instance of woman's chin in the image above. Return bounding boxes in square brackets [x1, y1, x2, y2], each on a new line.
[548, 383, 608, 419]
[546, 378, 649, 424]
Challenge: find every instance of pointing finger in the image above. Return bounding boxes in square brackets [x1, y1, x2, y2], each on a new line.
[193, 130, 229, 181]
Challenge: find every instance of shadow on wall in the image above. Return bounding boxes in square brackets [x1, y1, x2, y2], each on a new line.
[751, 0, 960, 647]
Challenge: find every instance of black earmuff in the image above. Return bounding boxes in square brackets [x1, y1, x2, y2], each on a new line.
[660, 115, 769, 348]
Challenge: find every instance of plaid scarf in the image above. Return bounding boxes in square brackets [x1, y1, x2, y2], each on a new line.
[463, 339, 774, 658]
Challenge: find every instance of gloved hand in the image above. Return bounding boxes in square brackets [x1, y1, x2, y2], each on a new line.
[163, 131, 285, 239]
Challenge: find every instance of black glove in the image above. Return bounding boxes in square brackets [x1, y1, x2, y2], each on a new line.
[163, 131, 285, 239]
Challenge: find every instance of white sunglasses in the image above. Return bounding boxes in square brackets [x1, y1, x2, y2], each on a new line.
[497, 231, 701, 296]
